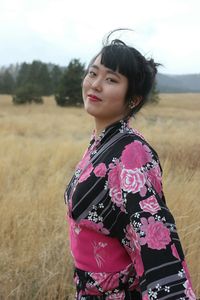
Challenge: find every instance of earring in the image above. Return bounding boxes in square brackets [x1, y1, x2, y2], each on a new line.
[128, 101, 135, 109]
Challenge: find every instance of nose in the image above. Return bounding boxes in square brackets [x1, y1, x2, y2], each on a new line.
[91, 77, 102, 91]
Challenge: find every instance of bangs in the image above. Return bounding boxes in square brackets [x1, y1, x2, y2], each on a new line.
[100, 43, 139, 78]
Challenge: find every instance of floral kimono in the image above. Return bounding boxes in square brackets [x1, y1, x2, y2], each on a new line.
[64, 119, 196, 300]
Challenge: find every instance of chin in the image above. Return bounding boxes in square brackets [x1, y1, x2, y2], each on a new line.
[84, 103, 99, 118]
[85, 109, 99, 118]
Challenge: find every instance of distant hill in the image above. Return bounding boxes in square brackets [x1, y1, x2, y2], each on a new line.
[156, 73, 200, 93]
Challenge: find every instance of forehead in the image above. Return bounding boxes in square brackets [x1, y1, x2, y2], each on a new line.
[90, 54, 104, 68]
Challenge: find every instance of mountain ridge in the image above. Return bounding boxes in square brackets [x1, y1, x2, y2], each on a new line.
[156, 73, 200, 93]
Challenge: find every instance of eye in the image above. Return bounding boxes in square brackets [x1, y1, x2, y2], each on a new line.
[88, 70, 96, 77]
[106, 77, 118, 83]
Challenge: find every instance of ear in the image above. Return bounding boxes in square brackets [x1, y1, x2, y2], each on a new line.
[133, 95, 142, 107]
[128, 96, 142, 109]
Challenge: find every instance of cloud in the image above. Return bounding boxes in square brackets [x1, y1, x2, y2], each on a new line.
[0, 0, 200, 73]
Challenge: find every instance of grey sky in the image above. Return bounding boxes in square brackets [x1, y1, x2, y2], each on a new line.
[0, 0, 199, 74]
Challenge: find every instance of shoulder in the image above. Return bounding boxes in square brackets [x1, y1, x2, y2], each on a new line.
[110, 129, 159, 164]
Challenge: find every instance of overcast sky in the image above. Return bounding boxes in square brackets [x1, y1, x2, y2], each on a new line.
[0, 0, 199, 74]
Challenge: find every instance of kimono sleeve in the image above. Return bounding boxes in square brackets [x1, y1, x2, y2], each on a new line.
[108, 139, 196, 300]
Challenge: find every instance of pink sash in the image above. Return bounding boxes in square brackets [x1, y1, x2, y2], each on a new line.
[69, 216, 131, 272]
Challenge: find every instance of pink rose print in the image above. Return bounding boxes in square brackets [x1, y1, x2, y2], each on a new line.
[120, 168, 146, 193]
[105, 291, 125, 300]
[120, 263, 134, 284]
[124, 244, 144, 276]
[134, 251, 144, 277]
[124, 224, 144, 276]
[147, 165, 162, 194]
[90, 272, 120, 292]
[76, 149, 90, 170]
[121, 141, 152, 169]
[183, 280, 196, 300]
[79, 163, 93, 183]
[109, 187, 124, 210]
[108, 163, 121, 189]
[139, 195, 161, 215]
[125, 224, 141, 250]
[128, 277, 139, 291]
[142, 293, 149, 300]
[94, 163, 107, 177]
[85, 283, 101, 296]
[140, 217, 171, 250]
[108, 162, 124, 210]
[171, 243, 180, 260]
[79, 219, 110, 235]
[139, 185, 147, 197]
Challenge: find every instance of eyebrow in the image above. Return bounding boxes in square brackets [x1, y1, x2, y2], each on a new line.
[90, 64, 121, 79]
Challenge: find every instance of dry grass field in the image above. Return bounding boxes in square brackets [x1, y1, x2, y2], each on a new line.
[0, 94, 200, 299]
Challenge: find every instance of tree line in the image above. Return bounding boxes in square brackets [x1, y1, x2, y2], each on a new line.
[0, 59, 159, 105]
[0, 60, 85, 105]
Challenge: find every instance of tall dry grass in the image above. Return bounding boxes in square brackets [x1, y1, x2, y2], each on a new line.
[0, 94, 199, 299]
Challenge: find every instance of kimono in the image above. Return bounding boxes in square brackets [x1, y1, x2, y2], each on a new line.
[64, 119, 196, 300]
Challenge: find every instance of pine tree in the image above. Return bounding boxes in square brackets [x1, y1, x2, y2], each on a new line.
[16, 63, 30, 87]
[0, 70, 15, 94]
[55, 59, 85, 106]
[12, 83, 43, 104]
[50, 65, 63, 94]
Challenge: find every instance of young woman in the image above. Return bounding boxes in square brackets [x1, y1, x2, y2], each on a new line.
[64, 32, 196, 300]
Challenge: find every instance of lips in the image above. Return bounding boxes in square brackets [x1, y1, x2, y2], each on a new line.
[87, 94, 102, 102]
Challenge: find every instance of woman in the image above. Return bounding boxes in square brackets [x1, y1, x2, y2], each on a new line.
[64, 32, 196, 300]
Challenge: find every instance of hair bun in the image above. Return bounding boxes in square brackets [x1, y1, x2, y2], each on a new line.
[147, 58, 161, 77]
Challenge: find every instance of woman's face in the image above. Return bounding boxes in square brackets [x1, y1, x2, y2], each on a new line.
[82, 55, 129, 126]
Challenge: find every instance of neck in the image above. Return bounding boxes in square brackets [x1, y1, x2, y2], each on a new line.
[94, 116, 127, 137]
[94, 120, 107, 137]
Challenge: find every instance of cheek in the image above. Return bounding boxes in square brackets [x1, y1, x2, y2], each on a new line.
[82, 79, 89, 97]
[112, 94, 128, 115]
[113, 90, 127, 107]
[82, 78, 87, 89]
[112, 82, 128, 105]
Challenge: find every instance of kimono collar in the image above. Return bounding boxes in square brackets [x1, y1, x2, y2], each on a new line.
[89, 118, 131, 149]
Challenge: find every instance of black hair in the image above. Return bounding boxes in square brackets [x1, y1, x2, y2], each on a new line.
[86, 30, 160, 117]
